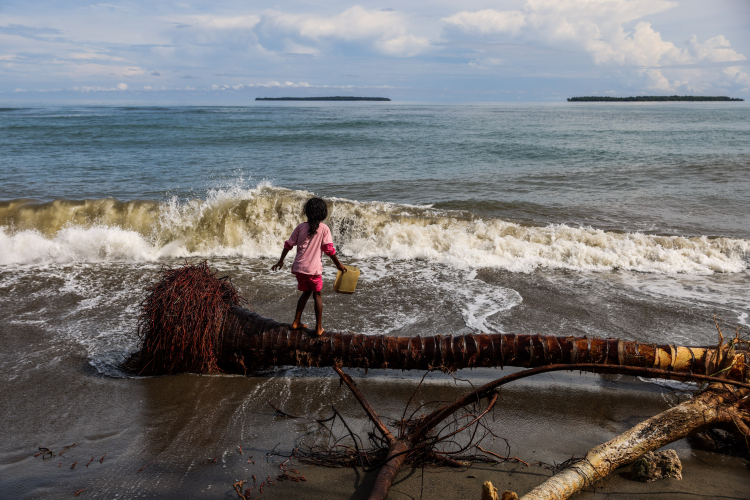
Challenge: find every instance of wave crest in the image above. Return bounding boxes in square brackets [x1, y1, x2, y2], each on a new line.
[0, 184, 747, 273]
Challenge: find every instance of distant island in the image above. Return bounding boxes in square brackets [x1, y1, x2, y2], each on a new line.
[256, 96, 391, 101]
[568, 95, 743, 102]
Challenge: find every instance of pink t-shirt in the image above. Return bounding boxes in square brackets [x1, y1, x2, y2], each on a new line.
[284, 222, 336, 276]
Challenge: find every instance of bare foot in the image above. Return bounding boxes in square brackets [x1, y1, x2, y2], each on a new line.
[291, 322, 308, 330]
[315, 328, 325, 337]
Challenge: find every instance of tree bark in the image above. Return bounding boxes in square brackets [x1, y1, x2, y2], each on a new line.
[220, 307, 749, 381]
[518, 386, 748, 500]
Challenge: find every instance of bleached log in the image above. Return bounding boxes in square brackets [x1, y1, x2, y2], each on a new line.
[518, 386, 748, 500]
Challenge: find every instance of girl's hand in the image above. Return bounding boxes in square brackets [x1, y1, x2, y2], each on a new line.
[271, 260, 284, 271]
[337, 265, 347, 273]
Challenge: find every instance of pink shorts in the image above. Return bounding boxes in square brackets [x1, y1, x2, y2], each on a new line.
[295, 273, 323, 292]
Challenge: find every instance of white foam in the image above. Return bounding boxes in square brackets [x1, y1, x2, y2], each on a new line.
[0, 184, 748, 276]
[0, 226, 161, 265]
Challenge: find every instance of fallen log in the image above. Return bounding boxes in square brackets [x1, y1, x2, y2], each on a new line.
[126, 263, 749, 381]
[216, 307, 750, 381]
[517, 384, 750, 500]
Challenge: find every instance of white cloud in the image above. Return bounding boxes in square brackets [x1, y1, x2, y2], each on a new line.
[376, 34, 430, 57]
[284, 41, 319, 56]
[73, 84, 129, 92]
[441, 0, 749, 92]
[247, 81, 312, 88]
[264, 6, 430, 57]
[187, 14, 261, 30]
[687, 35, 746, 63]
[443, 10, 526, 35]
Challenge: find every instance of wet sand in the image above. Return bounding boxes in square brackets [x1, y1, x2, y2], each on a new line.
[264, 457, 750, 500]
[3, 347, 749, 499]
[2, 264, 749, 499]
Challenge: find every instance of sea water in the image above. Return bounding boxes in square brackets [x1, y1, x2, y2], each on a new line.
[0, 102, 748, 374]
[1, 102, 749, 498]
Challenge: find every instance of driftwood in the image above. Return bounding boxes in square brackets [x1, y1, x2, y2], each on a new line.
[516, 385, 749, 500]
[333, 365, 750, 500]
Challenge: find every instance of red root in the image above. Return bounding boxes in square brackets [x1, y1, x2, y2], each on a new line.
[126, 261, 247, 375]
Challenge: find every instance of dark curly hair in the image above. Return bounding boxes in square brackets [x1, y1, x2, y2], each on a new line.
[304, 197, 328, 235]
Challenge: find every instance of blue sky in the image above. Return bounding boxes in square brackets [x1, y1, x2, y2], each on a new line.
[1, 0, 749, 101]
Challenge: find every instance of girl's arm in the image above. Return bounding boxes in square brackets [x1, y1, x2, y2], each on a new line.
[271, 247, 290, 271]
[272, 226, 299, 270]
[321, 234, 346, 273]
[328, 253, 347, 273]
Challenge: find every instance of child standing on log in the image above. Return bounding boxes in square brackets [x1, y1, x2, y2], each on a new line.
[272, 197, 346, 336]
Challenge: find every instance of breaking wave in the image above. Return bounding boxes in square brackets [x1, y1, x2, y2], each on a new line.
[0, 183, 748, 274]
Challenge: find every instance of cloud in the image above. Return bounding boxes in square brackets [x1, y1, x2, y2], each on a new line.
[441, 0, 749, 92]
[262, 6, 430, 57]
[284, 41, 319, 56]
[443, 10, 526, 36]
[69, 52, 125, 61]
[0, 24, 65, 41]
[184, 14, 261, 31]
[50, 62, 147, 80]
[247, 81, 311, 88]
[468, 57, 504, 69]
[73, 83, 129, 92]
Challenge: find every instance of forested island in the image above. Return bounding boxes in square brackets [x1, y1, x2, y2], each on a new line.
[568, 95, 743, 102]
[256, 96, 391, 101]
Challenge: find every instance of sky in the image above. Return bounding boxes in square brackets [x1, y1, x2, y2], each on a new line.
[1, 0, 749, 102]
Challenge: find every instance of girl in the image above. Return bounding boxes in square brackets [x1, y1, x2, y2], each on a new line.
[271, 197, 346, 336]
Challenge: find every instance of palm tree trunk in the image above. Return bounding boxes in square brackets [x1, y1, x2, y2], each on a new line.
[220, 307, 748, 381]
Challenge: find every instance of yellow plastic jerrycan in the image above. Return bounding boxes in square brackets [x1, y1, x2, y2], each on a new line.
[333, 265, 360, 294]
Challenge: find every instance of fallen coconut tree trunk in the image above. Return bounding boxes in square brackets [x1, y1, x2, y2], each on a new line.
[517, 384, 750, 500]
[215, 307, 749, 381]
[126, 263, 749, 380]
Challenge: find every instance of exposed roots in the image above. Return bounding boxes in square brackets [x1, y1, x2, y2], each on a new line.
[124, 261, 246, 375]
